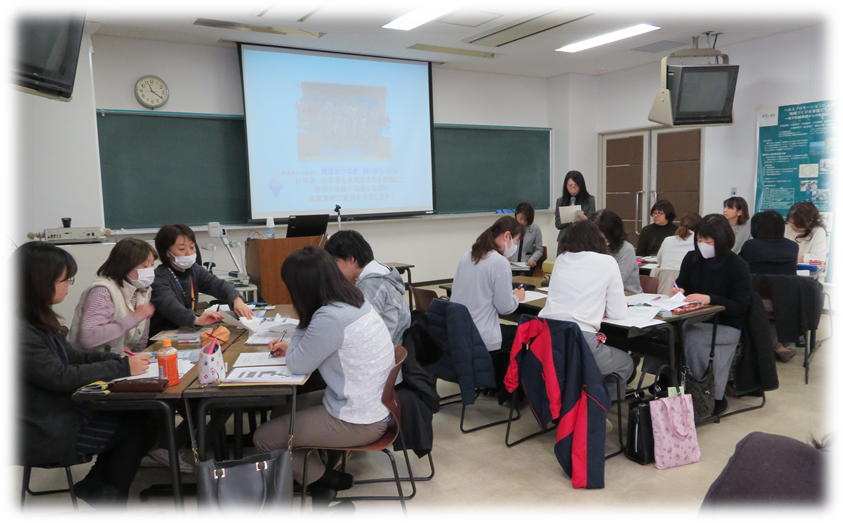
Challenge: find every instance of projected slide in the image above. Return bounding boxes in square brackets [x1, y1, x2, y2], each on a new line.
[240, 45, 434, 219]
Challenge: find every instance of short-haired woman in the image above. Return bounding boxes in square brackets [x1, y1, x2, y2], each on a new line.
[538, 220, 634, 396]
[657, 212, 702, 270]
[723, 196, 752, 253]
[68, 238, 158, 352]
[554, 171, 596, 254]
[636, 200, 678, 256]
[785, 201, 828, 265]
[451, 216, 526, 395]
[252, 246, 395, 505]
[673, 214, 752, 415]
[17, 242, 155, 507]
[510, 202, 544, 270]
[592, 209, 643, 293]
[149, 223, 254, 338]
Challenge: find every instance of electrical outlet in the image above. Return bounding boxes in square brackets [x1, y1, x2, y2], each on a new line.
[730, 187, 737, 196]
[208, 222, 221, 238]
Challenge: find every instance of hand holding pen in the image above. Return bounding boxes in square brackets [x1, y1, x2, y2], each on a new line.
[269, 332, 289, 358]
[513, 284, 526, 302]
[123, 349, 151, 375]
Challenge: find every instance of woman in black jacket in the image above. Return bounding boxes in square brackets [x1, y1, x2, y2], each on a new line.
[18, 242, 155, 507]
[673, 214, 751, 416]
[554, 170, 597, 253]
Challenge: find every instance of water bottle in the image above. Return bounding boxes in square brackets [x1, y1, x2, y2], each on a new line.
[266, 217, 275, 239]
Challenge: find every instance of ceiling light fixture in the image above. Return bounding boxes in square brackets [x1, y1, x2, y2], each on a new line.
[383, 6, 458, 31]
[556, 23, 660, 53]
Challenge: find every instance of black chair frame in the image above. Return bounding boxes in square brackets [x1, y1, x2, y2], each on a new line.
[21, 465, 78, 510]
[440, 389, 521, 433]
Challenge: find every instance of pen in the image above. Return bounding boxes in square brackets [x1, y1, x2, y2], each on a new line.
[673, 280, 681, 293]
[123, 349, 136, 356]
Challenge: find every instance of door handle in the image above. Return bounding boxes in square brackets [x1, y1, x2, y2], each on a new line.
[635, 191, 644, 234]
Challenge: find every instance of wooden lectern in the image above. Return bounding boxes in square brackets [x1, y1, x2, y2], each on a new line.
[245, 237, 322, 304]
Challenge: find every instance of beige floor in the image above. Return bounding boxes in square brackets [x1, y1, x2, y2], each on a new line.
[13, 286, 836, 519]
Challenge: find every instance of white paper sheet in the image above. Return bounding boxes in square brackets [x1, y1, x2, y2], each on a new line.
[602, 307, 664, 328]
[233, 352, 286, 367]
[646, 292, 688, 311]
[557, 205, 583, 224]
[625, 293, 664, 306]
[521, 290, 547, 303]
[118, 360, 194, 380]
[640, 263, 659, 270]
[223, 366, 306, 384]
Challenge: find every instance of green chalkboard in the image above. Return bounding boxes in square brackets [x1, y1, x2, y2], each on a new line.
[97, 114, 551, 228]
[97, 112, 250, 229]
[433, 125, 550, 213]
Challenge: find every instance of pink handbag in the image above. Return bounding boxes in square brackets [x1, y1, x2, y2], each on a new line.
[649, 393, 702, 469]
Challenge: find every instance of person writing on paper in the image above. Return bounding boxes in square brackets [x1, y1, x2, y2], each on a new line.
[723, 196, 752, 253]
[785, 201, 828, 265]
[149, 224, 254, 339]
[671, 214, 751, 416]
[510, 202, 544, 271]
[591, 209, 643, 294]
[554, 170, 596, 254]
[17, 242, 155, 507]
[451, 216, 525, 399]
[538, 221, 634, 397]
[636, 200, 678, 256]
[254, 246, 394, 506]
[324, 229, 411, 348]
[68, 238, 157, 353]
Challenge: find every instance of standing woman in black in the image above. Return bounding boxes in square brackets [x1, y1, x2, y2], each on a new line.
[673, 214, 751, 415]
[17, 242, 156, 507]
[554, 170, 596, 254]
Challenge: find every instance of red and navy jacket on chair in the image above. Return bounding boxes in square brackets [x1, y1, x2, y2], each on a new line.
[504, 315, 610, 489]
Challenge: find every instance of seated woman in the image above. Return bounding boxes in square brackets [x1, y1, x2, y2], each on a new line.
[673, 214, 751, 415]
[68, 238, 157, 352]
[554, 170, 596, 254]
[740, 210, 799, 275]
[636, 200, 678, 256]
[509, 202, 544, 272]
[252, 246, 395, 505]
[149, 223, 254, 338]
[739, 210, 800, 363]
[451, 216, 526, 396]
[657, 212, 701, 270]
[785, 201, 828, 265]
[592, 209, 642, 293]
[538, 220, 634, 396]
[18, 242, 154, 507]
[724, 196, 752, 253]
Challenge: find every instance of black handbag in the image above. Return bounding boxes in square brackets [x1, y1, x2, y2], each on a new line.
[682, 330, 717, 423]
[184, 401, 294, 511]
[624, 365, 673, 465]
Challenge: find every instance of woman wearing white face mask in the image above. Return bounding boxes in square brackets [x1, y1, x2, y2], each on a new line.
[69, 238, 159, 352]
[671, 214, 751, 416]
[149, 224, 254, 339]
[451, 216, 525, 397]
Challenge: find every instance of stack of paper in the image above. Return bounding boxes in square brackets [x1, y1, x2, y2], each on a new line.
[602, 307, 664, 328]
[117, 360, 195, 381]
[150, 330, 201, 342]
[223, 366, 306, 385]
[624, 293, 689, 311]
[233, 352, 286, 367]
[244, 317, 299, 345]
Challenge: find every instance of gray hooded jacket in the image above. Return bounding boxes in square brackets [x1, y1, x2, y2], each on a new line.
[356, 260, 412, 348]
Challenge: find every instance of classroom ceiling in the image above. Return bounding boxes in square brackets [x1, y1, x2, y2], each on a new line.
[84, 2, 824, 78]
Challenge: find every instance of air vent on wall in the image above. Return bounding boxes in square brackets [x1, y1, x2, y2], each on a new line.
[193, 18, 326, 38]
[467, 11, 591, 47]
[437, 10, 502, 28]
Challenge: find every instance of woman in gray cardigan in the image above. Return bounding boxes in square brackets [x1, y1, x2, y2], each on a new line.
[592, 210, 643, 294]
[555, 170, 597, 254]
[509, 202, 544, 271]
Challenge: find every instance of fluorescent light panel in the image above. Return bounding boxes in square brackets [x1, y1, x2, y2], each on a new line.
[556, 23, 660, 53]
[383, 6, 457, 31]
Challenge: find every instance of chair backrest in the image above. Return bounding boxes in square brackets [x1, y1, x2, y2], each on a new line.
[537, 246, 548, 266]
[639, 274, 660, 294]
[382, 346, 408, 422]
[410, 287, 438, 312]
[650, 268, 680, 296]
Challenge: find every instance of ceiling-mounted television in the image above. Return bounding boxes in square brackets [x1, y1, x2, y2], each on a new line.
[666, 64, 739, 125]
[13, 13, 86, 102]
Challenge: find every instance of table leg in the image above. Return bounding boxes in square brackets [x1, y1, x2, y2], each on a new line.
[405, 268, 414, 311]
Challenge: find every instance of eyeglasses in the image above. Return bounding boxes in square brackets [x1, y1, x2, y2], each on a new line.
[61, 276, 75, 285]
[651, 211, 665, 216]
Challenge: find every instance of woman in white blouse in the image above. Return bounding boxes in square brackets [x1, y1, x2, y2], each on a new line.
[657, 212, 702, 270]
[785, 201, 828, 264]
[538, 220, 634, 396]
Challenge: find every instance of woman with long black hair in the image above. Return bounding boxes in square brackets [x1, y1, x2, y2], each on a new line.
[592, 209, 642, 294]
[554, 170, 597, 254]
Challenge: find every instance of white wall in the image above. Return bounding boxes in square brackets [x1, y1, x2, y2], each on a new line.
[15, 33, 105, 244]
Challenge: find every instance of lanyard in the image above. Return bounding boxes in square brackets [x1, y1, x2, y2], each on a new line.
[167, 267, 195, 311]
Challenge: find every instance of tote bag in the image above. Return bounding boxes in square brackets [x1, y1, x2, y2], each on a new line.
[649, 393, 702, 469]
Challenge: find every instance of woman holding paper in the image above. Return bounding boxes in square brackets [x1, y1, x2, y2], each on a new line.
[68, 238, 157, 353]
[17, 242, 154, 507]
[149, 223, 254, 339]
[672, 214, 751, 416]
[253, 246, 394, 506]
[538, 220, 634, 396]
[554, 170, 596, 254]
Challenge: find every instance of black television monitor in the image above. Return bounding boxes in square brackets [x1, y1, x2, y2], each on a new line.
[14, 13, 86, 101]
[666, 64, 739, 125]
[286, 215, 330, 238]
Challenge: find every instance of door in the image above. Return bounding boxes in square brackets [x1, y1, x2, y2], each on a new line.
[604, 132, 648, 248]
[651, 128, 702, 221]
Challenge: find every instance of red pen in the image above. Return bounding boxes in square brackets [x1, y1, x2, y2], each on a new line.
[123, 349, 136, 356]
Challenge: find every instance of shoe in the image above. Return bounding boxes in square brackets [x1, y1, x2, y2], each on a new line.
[145, 447, 195, 475]
[775, 347, 798, 363]
[73, 476, 122, 508]
[318, 468, 354, 491]
[713, 398, 729, 416]
[309, 482, 337, 510]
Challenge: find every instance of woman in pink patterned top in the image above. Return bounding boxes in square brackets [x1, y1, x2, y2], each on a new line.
[68, 239, 158, 352]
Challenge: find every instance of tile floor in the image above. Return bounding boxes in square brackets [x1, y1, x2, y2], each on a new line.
[12, 287, 836, 519]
